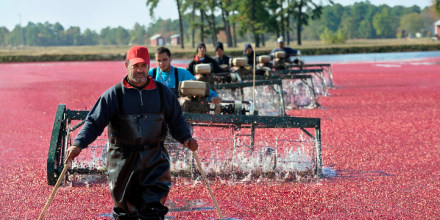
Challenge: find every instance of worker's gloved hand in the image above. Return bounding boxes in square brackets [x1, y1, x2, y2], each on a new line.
[184, 138, 198, 151]
[66, 145, 82, 162]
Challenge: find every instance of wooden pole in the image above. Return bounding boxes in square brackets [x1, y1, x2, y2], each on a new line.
[38, 159, 71, 220]
[39, 121, 72, 220]
[193, 151, 223, 219]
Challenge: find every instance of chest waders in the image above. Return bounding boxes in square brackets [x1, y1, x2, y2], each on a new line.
[108, 82, 170, 220]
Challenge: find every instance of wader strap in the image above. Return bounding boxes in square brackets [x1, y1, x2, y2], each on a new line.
[174, 67, 179, 95]
[115, 82, 123, 114]
[156, 81, 164, 113]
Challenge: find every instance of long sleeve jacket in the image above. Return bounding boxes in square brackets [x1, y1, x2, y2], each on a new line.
[73, 75, 192, 149]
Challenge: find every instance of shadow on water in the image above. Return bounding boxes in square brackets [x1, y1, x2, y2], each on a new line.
[167, 199, 214, 213]
[322, 164, 394, 180]
[98, 199, 241, 219]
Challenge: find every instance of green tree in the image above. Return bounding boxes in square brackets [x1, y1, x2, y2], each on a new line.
[302, 4, 344, 40]
[373, 7, 399, 38]
[65, 26, 82, 45]
[206, 0, 219, 46]
[23, 22, 38, 45]
[0, 27, 9, 45]
[340, 13, 357, 39]
[219, 0, 234, 47]
[146, 0, 186, 48]
[99, 27, 113, 45]
[436, 0, 440, 16]
[320, 27, 345, 44]
[320, 3, 343, 32]
[52, 22, 64, 45]
[346, 1, 377, 38]
[230, 0, 270, 47]
[130, 23, 147, 45]
[8, 25, 24, 46]
[82, 29, 98, 45]
[114, 26, 130, 45]
[291, 0, 330, 45]
[399, 12, 424, 36]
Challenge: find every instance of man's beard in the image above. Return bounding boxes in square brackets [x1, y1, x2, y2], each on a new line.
[132, 72, 147, 83]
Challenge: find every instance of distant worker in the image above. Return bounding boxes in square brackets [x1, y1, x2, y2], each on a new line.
[243, 43, 257, 67]
[65, 45, 198, 220]
[150, 47, 221, 104]
[187, 42, 222, 75]
[270, 36, 302, 64]
[213, 42, 231, 71]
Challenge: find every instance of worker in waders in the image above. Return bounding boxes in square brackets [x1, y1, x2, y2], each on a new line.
[65, 46, 198, 220]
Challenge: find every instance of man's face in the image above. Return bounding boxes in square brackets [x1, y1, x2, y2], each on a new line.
[197, 46, 206, 58]
[279, 42, 284, 49]
[155, 52, 172, 72]
[245, 47, 252, 55]
[126, 62, 149, 87]
[216, 48, 224, 57]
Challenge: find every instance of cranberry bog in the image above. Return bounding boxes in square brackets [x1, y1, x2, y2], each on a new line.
[0, 58, 439, 219]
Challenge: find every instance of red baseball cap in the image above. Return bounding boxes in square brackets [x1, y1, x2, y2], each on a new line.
[126, 46, 150, 66]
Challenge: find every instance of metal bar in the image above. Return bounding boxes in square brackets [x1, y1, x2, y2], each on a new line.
[277, 82, 286, 116]
[240, 72, 318, 81]
[250, 123, 255, 148]
[212, 79, 283, 90]
[70, 120, 85, 132]
[270, 68, 324, 75]
[300, 127, 315, 139]
[314, 123, 323, 178]
[286, 63, 331, 68]
[47, 104, 66, 185]
[67, 109, 89, 120]
[183, 113, 320, 128]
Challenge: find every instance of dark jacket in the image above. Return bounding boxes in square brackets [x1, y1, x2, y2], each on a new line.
[214, 55, 231, 66]
[270, 47, 298, 60]
[73, 75, 191, 148]
[245, 50, 257, 67]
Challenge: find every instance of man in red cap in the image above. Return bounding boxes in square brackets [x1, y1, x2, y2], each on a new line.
[66, 45, 198, 220]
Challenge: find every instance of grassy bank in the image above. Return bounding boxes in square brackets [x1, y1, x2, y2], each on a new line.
[1, 38, 439, 62]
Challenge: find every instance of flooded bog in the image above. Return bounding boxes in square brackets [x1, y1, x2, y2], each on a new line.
[1, 56, 440, 219]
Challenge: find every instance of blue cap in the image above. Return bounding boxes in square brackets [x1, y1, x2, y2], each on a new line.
[244, 43, 252, 51]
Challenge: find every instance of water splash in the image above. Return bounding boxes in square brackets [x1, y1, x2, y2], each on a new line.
[67, 127, 318, 184]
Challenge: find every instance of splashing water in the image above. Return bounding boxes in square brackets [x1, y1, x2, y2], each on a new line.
[217, 84, 285, 116]
[168, 129, 318, 183]
[217, 79, 320, 113]
[66, 127, 318, 184]
[282, 79, 318, 109]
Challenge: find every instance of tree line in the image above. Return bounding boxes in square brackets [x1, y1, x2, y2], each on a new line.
[0, 1, 438, 48]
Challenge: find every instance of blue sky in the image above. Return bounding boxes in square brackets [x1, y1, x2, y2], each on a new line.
[0, 0, 432, 32]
